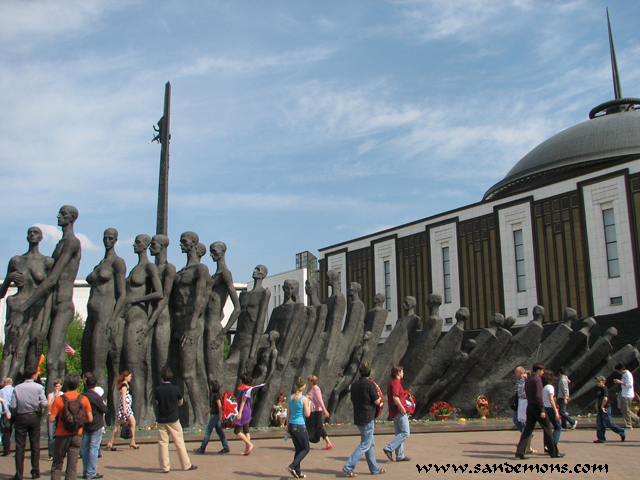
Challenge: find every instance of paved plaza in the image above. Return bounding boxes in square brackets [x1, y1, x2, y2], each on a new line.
[0, 421, 635, 479]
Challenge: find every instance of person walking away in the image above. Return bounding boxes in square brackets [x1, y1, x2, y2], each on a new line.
[10, 367, 46, 480]
[154, 368, 197, 473]
[383, 365, 410, 462]
[512, 367, 535, 454]
[193, 380, 229, 454]
[81, 375, 107, 479]
[614, 364, 640, 429]
[305, 375, 333, 450]
[48, 372, 93, 480]
[557, 367, 577, 430]
[234, 373, 256, 456]
[46, 379, 63, 461]
[541, 371, 561, 450]
[593, 376, 625, 443]
[342, 362, 385, 477]
[286, 377, 311, 478]
[1, 377, 15, 456]
[515, 363, 564, 460]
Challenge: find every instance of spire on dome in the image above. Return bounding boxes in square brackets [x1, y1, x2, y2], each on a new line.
[607, 8, 622, 100]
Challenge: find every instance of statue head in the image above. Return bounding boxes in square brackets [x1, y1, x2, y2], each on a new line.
[253, 265, 268, 280]
[532, 305, 544, 320]
[455, 307, 470, 325]
[362, 331, 373, 342]
[57, 205, 79, 227]
[490, 313, 505, 329]
[283, 279, 300, 303]
[27, 226, 43, 245]
[427, 293, 442, 310]
[196, 243, 206, 259]
[180, 232, 199, 254]
[604, 326, 618, 341]
[305, 278, 318, 296]
[402, 296, 417, 312]
[133, 234, 151, 253]
[504, 316, 516, 330]
[581, 317, 596, 331]
[562, 307, 577, 324]
[348, 282, 361, 298]
[268, 330, 280, 343]
[103, 228, 118, 250]
[150, 234, 170, 256]
[210, 241, 227, 262]
[373, 293, 386, 308]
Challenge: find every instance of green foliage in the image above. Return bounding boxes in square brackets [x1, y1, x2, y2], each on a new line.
[223, 335, 230, 361]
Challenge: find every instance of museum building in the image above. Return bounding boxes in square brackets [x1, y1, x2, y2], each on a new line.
[318, 90, 640, 336]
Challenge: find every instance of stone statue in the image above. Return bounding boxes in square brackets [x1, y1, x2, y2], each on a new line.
[204, 241, 241, 382]
[254, 330, 279, 385]
[0, 227, 53, 380]
[530, 307, 576, 369]
[171, 231, 209, 426]
[370, 296, 420, 393]
[402, 293, 443, 385]
[148, 234, 176, 383]
[82, 228, 126, 397]
[9, 206, 81, 393]
[318, 282, 365, 391]
[122, 234, 163, 425]
[546, 316, 596, 374]
[566, 326, 618, 392]
[363, 293, 388, 347]
[227, 265, 271, 374]
[300, 278, 328, 379]
[316, 270, 346, 373]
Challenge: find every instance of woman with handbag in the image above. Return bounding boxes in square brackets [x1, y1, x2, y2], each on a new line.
[106, 371, 138, 450]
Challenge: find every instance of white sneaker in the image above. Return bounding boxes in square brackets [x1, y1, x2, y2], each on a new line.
[572, 421, 578, 430]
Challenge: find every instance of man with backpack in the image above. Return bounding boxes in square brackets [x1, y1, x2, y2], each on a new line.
[9, 367, 46, 480]
[48, 372, 92, 480]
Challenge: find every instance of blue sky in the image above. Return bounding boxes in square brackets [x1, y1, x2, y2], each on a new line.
[1, 0, 640, 283]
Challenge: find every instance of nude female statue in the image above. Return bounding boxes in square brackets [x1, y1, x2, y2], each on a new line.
[204, 241, 241, 382]
[147, 234, 176, 383]
[82, 228, 126, 393]
[11, 206, 81, 394]
[226, 265, 271, 374]
[122, 234, 163, 423]
[0, 227, 53, 379]
[171, 232, 209, 426]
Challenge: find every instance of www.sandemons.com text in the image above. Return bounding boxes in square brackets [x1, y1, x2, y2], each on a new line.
[416, 463, 608, 474]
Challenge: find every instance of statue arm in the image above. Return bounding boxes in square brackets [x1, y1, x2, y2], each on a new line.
[108, 258, 128, 326]
[249, 289, 271, 360]
[127, 264, 164, 305]
[17, 238, 80, 312]
[219, 270, 241, 337]
[145, 265, 175, 333]
[189, 264, 209, 330]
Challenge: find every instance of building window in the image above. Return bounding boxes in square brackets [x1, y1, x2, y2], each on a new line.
[385, 324, 392, 331]
[518, 308, 528, 317]
[442, 247, 451, 303]
[337, 271, 342, 294]
[384, 260, 392, 311]
[445, 317, 453, 325]
[611, 296, 623, 305]
[514, 229, 526, 292]
[603, 208, 620, 278]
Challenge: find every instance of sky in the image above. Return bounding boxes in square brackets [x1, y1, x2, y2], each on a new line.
[2, 0, 640, 283]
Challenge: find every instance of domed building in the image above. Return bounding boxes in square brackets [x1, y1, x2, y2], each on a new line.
[318, 26, 640, 335]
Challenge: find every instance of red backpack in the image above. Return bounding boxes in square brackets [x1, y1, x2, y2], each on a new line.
[367, 378, 384, 417]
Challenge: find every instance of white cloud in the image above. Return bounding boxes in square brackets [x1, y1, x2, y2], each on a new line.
[33, 224, 98, 251]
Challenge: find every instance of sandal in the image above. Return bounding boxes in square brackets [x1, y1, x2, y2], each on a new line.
[525, 448, 538, 454]
[322, 445, 334, 450]
[343, 468, 357, 477]
[105, 445, 117, 451]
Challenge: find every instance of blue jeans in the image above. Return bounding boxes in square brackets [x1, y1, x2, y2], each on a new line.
[48, 419, 57, 459]
[512, 410, 524, 432]
[344, 420, 381, 474]
[384, 413, 410, 459]
[596, 406, 625, 441]
[81, 429, 103, 479]
[288, 423, 310, 477]
[557, 399, 575, 429]
[199, 414, 229, 452]
[544, 407, 561, 446]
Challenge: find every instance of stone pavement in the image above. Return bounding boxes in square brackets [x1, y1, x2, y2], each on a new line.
[0, 421, 636, 479]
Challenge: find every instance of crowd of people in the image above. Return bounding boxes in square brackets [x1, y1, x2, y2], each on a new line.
[512, 362, 639, 460]
[0, 360, 638, 479]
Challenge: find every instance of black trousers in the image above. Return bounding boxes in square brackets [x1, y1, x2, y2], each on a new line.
[2, 421, 13, 455]
[51, 434, 82, 480]
[516, 404, 558, 457]
[14, 412, 41, 480]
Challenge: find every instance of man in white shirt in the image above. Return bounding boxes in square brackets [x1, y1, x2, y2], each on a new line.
[614, 363, 640, 429]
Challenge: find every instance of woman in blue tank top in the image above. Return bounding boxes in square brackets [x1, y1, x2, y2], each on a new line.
[286, 377, 311, 478]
